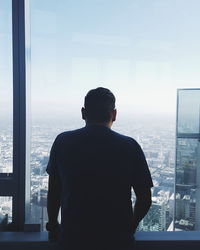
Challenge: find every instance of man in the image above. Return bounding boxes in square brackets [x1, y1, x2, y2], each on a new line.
[46, 87, 153, 250]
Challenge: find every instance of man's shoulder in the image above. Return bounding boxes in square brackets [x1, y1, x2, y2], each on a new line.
[54, 127, 140, 149]
[111, 130, 137, 144]
[56, 127, 86, 141]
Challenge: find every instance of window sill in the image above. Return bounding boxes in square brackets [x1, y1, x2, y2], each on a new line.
[0, 231, 200, 250]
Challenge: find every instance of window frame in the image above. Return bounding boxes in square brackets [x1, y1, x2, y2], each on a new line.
[1, 0, 200, 233]
[0, 0, 27, 231]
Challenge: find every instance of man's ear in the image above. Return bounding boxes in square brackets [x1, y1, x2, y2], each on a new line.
[81, 107, 86, 120]
[112, 109, 117, 122]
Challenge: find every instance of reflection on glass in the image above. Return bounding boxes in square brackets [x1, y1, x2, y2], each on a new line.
[178, 90, 200, 134]
[0, 196, 12, 231]
[175, 89, 200, 231]
[176, 139, 198, 186]
[0, 0, 13, 173]
[175, 138, 200, 230]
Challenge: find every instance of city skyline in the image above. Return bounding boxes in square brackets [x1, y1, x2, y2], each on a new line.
[0, 115, 175, 231]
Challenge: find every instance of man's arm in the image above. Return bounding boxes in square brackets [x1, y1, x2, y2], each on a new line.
[132, 187, 152, 233]
[47, 174, 61, 238]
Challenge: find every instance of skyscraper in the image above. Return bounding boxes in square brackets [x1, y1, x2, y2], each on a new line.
[175, 89, 200, 230]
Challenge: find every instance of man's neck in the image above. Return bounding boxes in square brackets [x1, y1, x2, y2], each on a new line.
[85, 121, 112, 128]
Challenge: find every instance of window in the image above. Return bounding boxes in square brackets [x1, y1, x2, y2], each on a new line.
[0, 0, 13, 173]
[1, 0, 200, 232]
[27, 0, 200, 232]
[0, 0, 13, 228]
[0, 197, 12, 226]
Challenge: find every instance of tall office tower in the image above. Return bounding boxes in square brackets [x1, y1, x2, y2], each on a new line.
[140, 200, 167, 231]
[175, 89, 200, 231]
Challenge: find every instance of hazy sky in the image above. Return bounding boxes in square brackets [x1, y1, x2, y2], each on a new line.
[1, 0, 200, 119]
[0, 0, 12, 118]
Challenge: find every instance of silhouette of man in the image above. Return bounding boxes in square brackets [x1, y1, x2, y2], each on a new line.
[46, 87, 153, 250]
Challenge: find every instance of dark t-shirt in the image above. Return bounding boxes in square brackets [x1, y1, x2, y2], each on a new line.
[46, 125, 153, 248]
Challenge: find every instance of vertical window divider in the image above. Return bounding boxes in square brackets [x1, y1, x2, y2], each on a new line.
[12, 0, 26, 231]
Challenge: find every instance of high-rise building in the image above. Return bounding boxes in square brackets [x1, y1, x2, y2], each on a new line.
[175, 89, 200, 230]
[139, 200, 167, 231]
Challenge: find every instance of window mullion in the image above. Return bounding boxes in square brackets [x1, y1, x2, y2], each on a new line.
[12, 0, 26, 231]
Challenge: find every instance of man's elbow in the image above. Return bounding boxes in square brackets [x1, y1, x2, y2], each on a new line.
[139, 196, 151, 206]
[136, 190, 152, 208]
[146, 196, 152, 208]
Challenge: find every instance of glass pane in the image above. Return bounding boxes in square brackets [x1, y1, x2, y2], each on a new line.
[175, 138, 200, 230]
[27, 0, 200, 231]
[0, 196, 12, 231]
[0, 0, 13, 173]
[178, 89, 200, 134]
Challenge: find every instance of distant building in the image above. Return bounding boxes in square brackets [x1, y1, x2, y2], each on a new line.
[175, 89, 200, 230]
[140, 200, 167, 231]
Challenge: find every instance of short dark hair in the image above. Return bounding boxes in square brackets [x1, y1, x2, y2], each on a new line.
[84, 87, 116, 123]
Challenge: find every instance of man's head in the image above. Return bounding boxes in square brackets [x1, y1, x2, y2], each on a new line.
[82, 87, 116, 127]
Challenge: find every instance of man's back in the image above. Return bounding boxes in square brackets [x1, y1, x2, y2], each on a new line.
[47, 125, 152, 249]
[46, 87, 152, 250]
